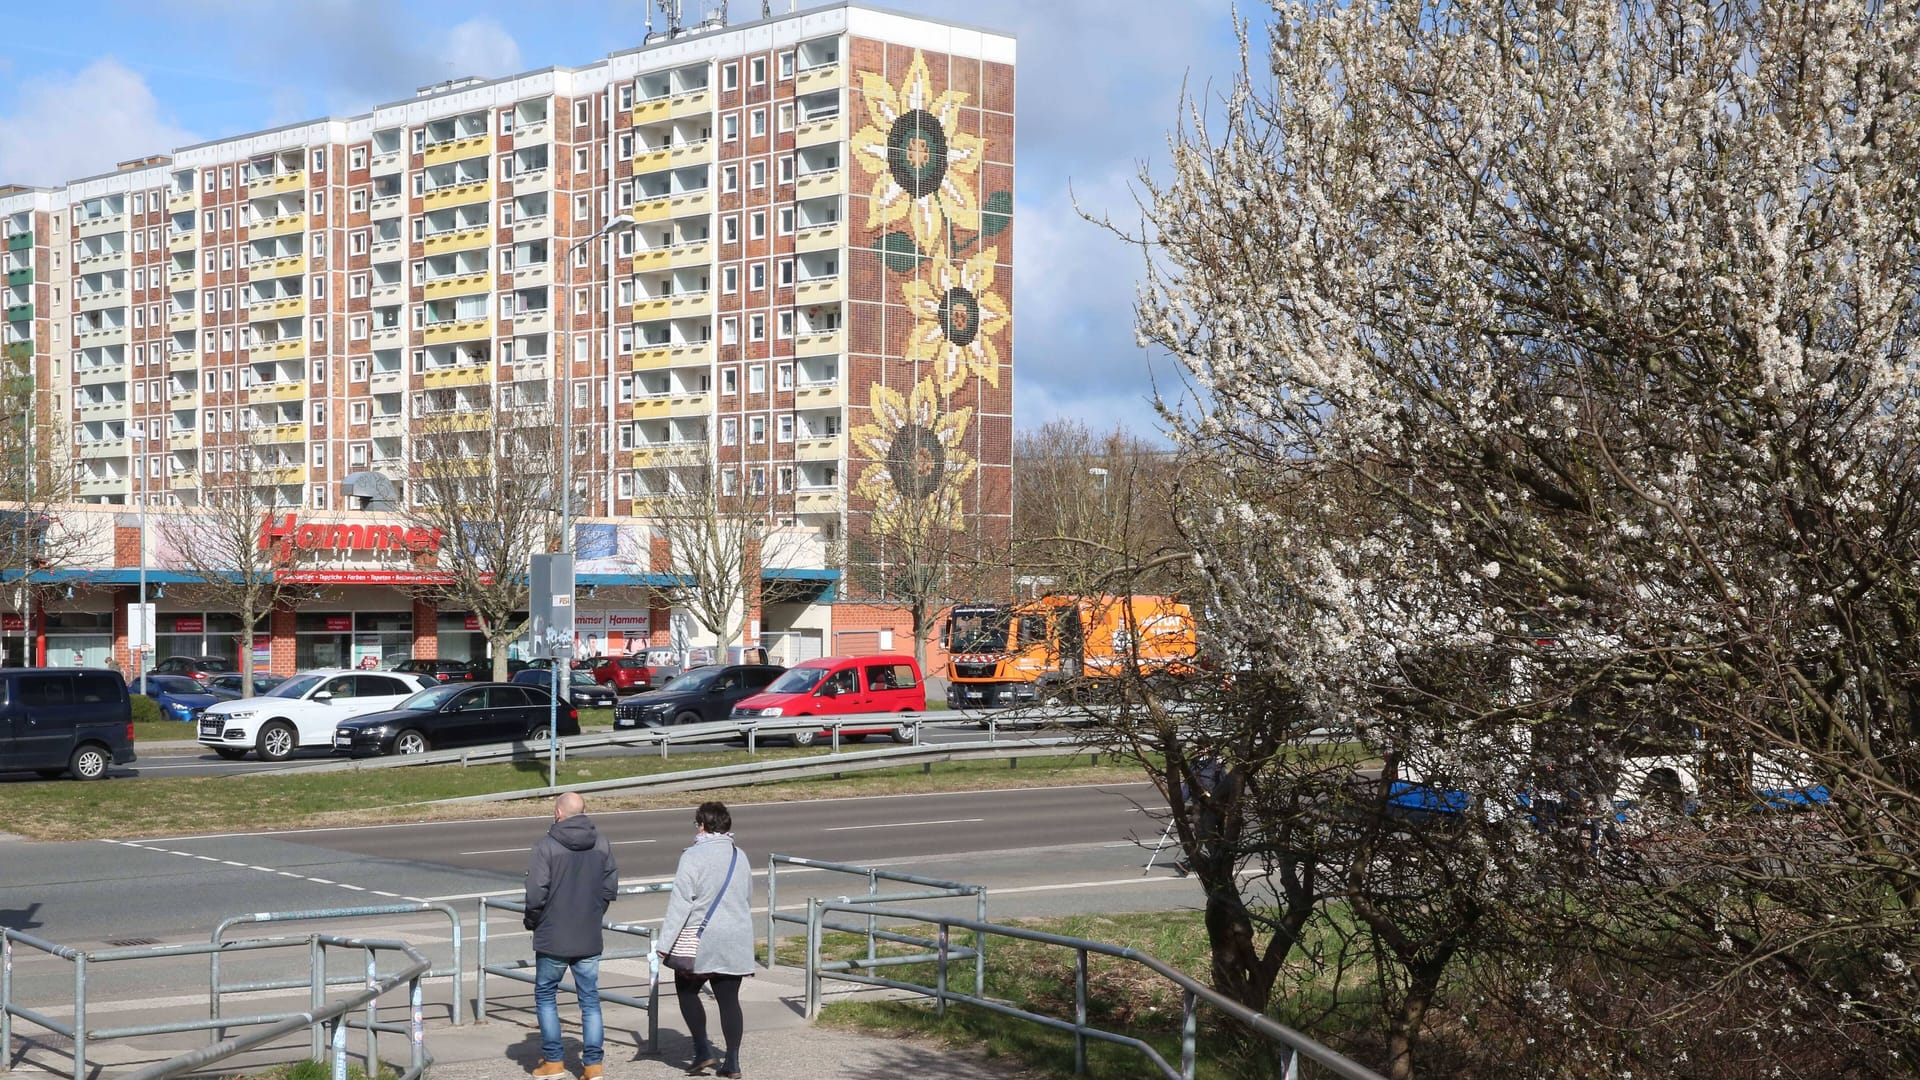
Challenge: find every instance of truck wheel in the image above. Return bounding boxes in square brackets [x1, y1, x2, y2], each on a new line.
[257, 721, 297, 763]
[213, 748, 248, 761]
[69, 743, 110, 781]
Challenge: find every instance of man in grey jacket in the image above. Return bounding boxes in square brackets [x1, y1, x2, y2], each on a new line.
[524, 792, 619, 1079]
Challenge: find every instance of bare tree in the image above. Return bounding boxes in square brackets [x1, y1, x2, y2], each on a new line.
[402, 403, 559, 681]
[644, 462, 812, 658]
[1011, 419, 1183, 596]
[1, 355, 86, 595]
[155, 433, 316, 697]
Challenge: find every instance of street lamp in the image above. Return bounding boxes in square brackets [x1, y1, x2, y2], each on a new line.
[556, 213, 637, 555]
[1088, 466, 1110, 515]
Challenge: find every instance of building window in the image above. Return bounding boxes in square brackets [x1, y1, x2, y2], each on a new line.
[777, 416, 793, 443]
[779, 207, 795, 235]
[750, 212, 765, 240]
[750, 160, 766, 189]
[778, 156, 794, 185]
[777, 259, 793, 287]
[778, 104, 794, 133]
[779, 51, 795, 79]
[721, 417, 738, 445]
[722, 63, 738, 91]
[722, 266, 738, 294]
[574, 147, 590, 172]
[777, 311, 794, 338]
[351, 146, 366, 169]
[748, 364, 766, 393]
[777, 465, 793, 493]
[749, 314, 765, 341]
[722, 368, 737, 394]
[749, 416, 765, 444]
[722, 164, 738, 193]
[750, 467, 765, 495]
[721, 316, 739, 344]
[750, 57, 767, 85]
[750, 109, 766, 138]
[722, 114, 738, 142]
[722, 216, 739, 244]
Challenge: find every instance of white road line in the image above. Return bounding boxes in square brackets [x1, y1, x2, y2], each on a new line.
[99, 839, 391, 898]
[822, 817, 986, 832]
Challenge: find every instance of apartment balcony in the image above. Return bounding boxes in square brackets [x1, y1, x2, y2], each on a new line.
[169, 385, 196, 404]
[422, 410, 493, 432]
[168, 229, 197, 252]
[632, 298, 671, 322]
[514, 118, 550, 143]
[795, 114, 846, 147]
[634, 344, 672, 367]
[371, 149, 404, 176]
[794, 277, 844, 305]
[633, 194, 674, 224]
[253, 338, 306, 361]
[509, 262, 551, 289]
[422, 179, 492, 213]
[370, 193, 404, 220]
[247, 380, 307, 403]
[76, 288, 126, 313]
[170, 470, 201, 491]
[6, 303, 31, 322]
[5, 234, 30, 252]
[511, 216, 552, 239]
[169, 430, 197, 449]
[670, 89, 713, 120]
[369, 279, 404, 304]
[631, 98, 672, 125]
[76, 323, 129, 346]
[168, 191, 195, 213]
[794, 489, 845, 513]
[422, 271, 490, 301]
[424, 133, 492, 168]
[168, 310, 196, 332]
[254, 172, 306, 196]
[5, 268, 30, 288]
[669, 292, 712, 318]
[631, 147, 672, 175]
[629, 443, 706, 468]
[168, 265, 194, 288]
[668, 189, 711, 217]
[667, 392, 711, 419]
[795, 221, 844, 254]
[76, 215, 126, 240]
[794, 328, 844, 355]
[370, 413, 404, 435]
[668, 342, 710, 365]
[76, 362, 127, 385]
[794, 381, 845, 408]
[423, 226, 490, 256]
[632, 247, 671, 272]
[369, 366, 404, 389]
[77, 475, 127, 495]
[795, 434, 845, 462]
[248, 297, 305, 321]
[249, 213, 306, 240]
[510, 167, 552, 195]
[77, 249, 129, 272]
[258, 465, 307, 486]
[796, 62, 841, 96]
[256, 422, 309, 444]
[421, 364, 492, 389]
[76, 396, 128, 417]
[669, 239, 712, 267]
[77, 440, 125, 460]
[167, 350, 199, 371]
[372, 237, 404, 262]
[421, 317, 492, 345]
[628, 396, 671, 421]
[370, 326, 405, 350]
[507, 309, 550, 334]
[253, 253, 308, 279]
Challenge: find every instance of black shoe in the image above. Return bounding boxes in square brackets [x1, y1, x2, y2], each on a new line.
[685, 1058, 718, 1076]
[715, 1072, 742, 1079]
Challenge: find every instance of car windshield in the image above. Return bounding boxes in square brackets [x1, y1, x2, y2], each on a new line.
[570, 672, 600, 688]
[147, 676, 197, 694]
[949, 608, 1013, 653]
[398, 685, 464, 710]
[267, 674, 324, 699]
[663, 667, 721, 692]
[766, 667, 829, 694]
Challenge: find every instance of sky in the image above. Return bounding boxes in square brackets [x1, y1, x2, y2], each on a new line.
[0, 0, 1246, 441]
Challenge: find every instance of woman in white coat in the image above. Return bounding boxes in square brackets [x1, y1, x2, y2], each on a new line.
[658, 801, 753, 1077]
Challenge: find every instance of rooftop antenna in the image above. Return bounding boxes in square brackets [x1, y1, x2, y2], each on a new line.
[653, 0, 683, 38]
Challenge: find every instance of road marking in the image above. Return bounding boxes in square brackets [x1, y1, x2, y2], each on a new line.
[456, 838, 657, 856]
[99, 839, 396, 900]
[822, 818, 986, 832]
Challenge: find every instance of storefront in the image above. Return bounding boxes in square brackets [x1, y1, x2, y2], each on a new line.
[294, 610, 414, 671]
[44, 612, 113, 670]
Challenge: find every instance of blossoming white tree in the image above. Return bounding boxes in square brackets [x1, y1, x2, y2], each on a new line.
[1129, 1, 1920, 1075]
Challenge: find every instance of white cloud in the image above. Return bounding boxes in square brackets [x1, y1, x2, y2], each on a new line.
[442, 18, 524, 81]
[0, 59, 197, 187]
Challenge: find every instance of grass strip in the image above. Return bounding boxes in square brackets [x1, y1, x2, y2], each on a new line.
[3, 749, 1144, 841]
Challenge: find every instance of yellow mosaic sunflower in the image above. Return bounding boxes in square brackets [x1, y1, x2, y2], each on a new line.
[901, 242, 1009, 394]
[850, 377, 979, 539]
[849, 50, 984, 252]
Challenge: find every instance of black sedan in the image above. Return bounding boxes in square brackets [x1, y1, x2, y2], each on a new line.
[613, 664, 785, 729]
[332, 682, 580, 756]
[512, 668, 616, 708]
[391, 658, 479, 684]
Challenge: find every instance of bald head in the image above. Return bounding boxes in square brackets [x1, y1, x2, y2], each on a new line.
[555, 792, 586, 821]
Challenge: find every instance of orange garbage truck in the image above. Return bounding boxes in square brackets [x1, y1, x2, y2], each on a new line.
[941, 594, 1199, 708]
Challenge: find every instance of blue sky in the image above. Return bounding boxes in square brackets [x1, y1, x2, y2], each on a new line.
[0, 0, 1244, 440]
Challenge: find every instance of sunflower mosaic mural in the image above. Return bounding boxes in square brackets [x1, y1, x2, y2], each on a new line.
[847, 46, 1012, 554]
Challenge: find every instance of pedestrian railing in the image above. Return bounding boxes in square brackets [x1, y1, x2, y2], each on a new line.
[801, 902, 1387, 1080]
[764, 855, 989, 1018]
[1, 926, 433, 1080]
[212, 901, 465, 1033]
[476, 882, 670, 1051]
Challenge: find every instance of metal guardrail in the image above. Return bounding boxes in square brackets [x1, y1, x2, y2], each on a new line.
[763, 854, 989, 1018]
[432, 737, 1099, 804]
[475, 882, 670, 1051]
[805, 902, 1386, 1080]
[1, 927, 433, 1080]
[212, 902, 465, 1032]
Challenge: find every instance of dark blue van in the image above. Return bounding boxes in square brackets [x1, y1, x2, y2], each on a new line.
[0, 668, 137, 780]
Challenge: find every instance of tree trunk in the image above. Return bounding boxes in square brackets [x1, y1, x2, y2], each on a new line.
[489, 633, 512, 683]
[1384, 958, 1446, 1080]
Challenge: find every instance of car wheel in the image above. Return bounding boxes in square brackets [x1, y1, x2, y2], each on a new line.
[257, 721, 297, 763]
[394, 730, 430, 755]
[212, 747, 248, 761]
[890, 722, 914, 744]
[673, 711, 702, 727]
[791, 729, 817, 748]
[524, 725, 552, 743]
[69, 744, 110, 781]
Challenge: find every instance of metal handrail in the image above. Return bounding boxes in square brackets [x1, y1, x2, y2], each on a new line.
[2, 928, 433, 1080]
[475, 881, 669, 1051]
[211, 902, 464, 1029]
[806, 902, 1386, 1080]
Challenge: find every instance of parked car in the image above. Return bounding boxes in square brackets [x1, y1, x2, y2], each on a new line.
[0, 667, 136, 780]
[332, 682, 581, 756]
[147, 655, 234, 685]
[204, 672, 287, 700]
[616, 664, 786, 729]
[682, 645, 772, 668]
[524, 658, 594, 672]
[512, 668, 617, 708]
[586, 651, 682, 694]
[730, 655, 926, 745]
[136, 674, 222, 723]
[195, 669, 438, 762]
[391, 659, 478, 684]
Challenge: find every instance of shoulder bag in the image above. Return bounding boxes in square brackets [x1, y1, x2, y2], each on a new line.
[664, 848, 740, 973]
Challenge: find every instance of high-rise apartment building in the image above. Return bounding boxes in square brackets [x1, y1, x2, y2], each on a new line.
[0, 4, 1014, 670]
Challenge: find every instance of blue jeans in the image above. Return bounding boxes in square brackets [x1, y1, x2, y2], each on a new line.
[534, 953, 603, 1065]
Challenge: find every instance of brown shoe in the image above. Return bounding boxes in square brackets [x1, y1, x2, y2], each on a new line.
[583, 1066, 604, 1080]
[531, 1062, 569, 1079]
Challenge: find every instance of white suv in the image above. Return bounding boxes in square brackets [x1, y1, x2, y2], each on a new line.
[196, 669, 436, 761]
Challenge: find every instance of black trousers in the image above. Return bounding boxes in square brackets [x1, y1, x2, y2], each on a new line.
[674, 970, 744, 1070]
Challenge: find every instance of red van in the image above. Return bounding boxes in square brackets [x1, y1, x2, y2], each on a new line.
[729, 654, 925, 745]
